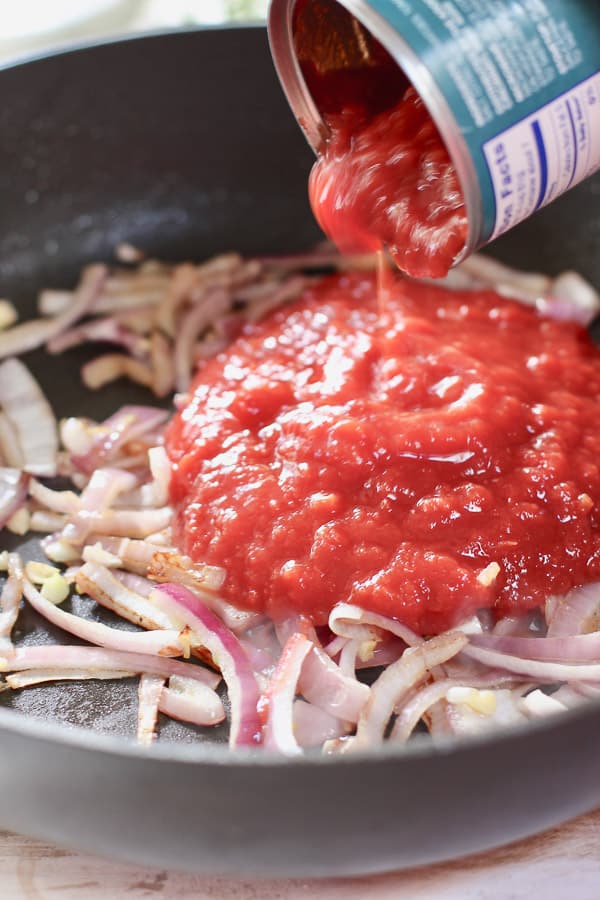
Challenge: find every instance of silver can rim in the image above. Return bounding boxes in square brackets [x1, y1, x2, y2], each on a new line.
[268, 0, 482, 266]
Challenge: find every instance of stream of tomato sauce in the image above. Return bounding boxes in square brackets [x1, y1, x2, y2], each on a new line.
[167, 273, 600, 634]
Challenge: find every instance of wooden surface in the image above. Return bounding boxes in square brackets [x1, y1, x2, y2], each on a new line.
[3, 810, 600, 899]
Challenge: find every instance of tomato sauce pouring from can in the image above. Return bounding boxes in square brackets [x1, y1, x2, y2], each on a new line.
[268, 0, 600, 276]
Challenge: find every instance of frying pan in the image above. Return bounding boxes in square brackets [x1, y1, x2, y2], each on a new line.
[0, 25, 600, 878]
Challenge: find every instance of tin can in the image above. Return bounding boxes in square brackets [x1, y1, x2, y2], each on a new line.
[268, 0, 600, 263]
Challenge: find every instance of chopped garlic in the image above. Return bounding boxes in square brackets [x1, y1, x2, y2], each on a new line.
[358, 639, 377, 662]
[178, 628, 192, 660]
[40, 573, 70, 605]
[44, 540, 80, 564]
[468, 690, 497, 716]
[146, 529, 172, 546]
[0, 299, 17, 331]
[7, 507, 30, 536]
[477, 562, 500, 586]
[447, 686, 497, 716]
[520, 689, 567, 718]
[82, 543, 122, 567]
[447, 686, 475, 704]
[25, 561, 59, 584]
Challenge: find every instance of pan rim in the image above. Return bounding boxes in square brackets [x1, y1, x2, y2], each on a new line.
[0, 22, 267, 77]
[1, 24, 599, 775]
[0, 686, 598, 767]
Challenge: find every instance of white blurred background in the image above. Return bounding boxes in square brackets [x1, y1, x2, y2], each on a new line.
[0, 0, 268, 63]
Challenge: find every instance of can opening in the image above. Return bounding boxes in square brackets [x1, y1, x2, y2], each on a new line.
[292, 0, 409, 120]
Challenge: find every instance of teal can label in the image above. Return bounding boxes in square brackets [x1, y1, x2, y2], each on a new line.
[269, 0, 600, 257]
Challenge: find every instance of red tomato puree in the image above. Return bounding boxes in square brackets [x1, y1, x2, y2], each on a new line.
[167, 273, 600, 635]
[309, 87, 468, 279]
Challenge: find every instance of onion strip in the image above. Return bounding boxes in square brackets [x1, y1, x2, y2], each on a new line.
[151, 583, 261, 747]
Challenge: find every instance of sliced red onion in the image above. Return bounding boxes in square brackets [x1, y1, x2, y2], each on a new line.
[81, 543, 121, 567]
[38, 289, 75, 317]
[93, 285, 168, 316]
[0, 553, 24, 650]
[262, 633, 313, 755]
[464, 643, 600, 682]
[160, 675, 225, 727]
[355, 638, 405, 669]
[99, 266, 171, 305]
[329, 603, 421, 647]
[146, 547, 225, 594]
[492, 614, 539, 637]
[150, 330, 175, 398]
[0, 359, 58, 476]
[256, 250, 378, 273]
[0, 468, 28, 530]
[60, 417, 95, 459]
[113, 304, 157, 333]
[339, 638, 361, 677]
[156, 255, 242, 336]
[244, 275, 306, 323]
[241, 621, 281, 674]
[156, 261, 205, 336]
[0, 643, 220, 687]
[61, 468, 138, 545]
[351, 632, 467, 750]
[76, 561, 178, 632]
[456, 255, 599, 325]
[536, 294, 596, 326]
[292, 700, 349, 749]
[140, 547, 255, 633]
[460, 254, 551, 304]
[0, 413, 23, 468]
[80, 507, 172, 539]
[29, 478, 79, 514]
[0, 264, 106, 359]
[174, 287, 230, 391]
[391, 672, 517, 743]
[47, 317, 149, 357]
[192, 334, 230, 364]
[323, 635, 347, 658]
[137, 673, 165, 745]
[539, 271, 600, 325]
[22, 577, 185, 658]
[147, 446, 171, 507]
[151, 583, 261, 747]
[81, 353, 154, 391]
[90, 535, 232, 620]
[87, 536, 166, 570]
[112, 570, 155, 598]
[199, 258, 262, 295]
[470, 630, 600, 663]
[298, 643, 370, 723]
[70, 405, 168, 474]
[5, 668, 135, 689]
[547, 583, 600, 637]
[31, 511, 69, 534]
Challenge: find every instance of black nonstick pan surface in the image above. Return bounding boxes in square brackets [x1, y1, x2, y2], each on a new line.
[1, 25, 600, 878]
